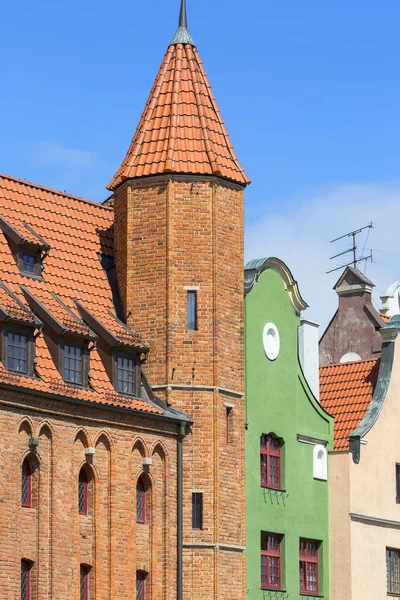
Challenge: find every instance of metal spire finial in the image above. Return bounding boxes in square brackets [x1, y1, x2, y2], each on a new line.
[171, 0, 195, 46]
[179, 0, 187, 28]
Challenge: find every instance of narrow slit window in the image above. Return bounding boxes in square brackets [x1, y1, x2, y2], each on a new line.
[78, 468, 88, 515]
[21, 559, 32, 600]
[226, 406, 233, 445]
[136, 476, 146, 524]
[187, 291, 197, 330]
[63, 343, 83, 385]
[7, 331, 28, 374]
[117, 355, 135, 396]
[22, 458, 32, 508]
[80, 565, 90, 600]
[192, 492, 203, 529]
[136, 570, 146, 600]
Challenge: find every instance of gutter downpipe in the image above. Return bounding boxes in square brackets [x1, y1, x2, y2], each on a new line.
[177, 420, 186, 600]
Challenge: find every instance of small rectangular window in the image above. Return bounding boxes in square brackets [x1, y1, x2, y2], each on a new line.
[7, 331, 28, 374]
[21, 252, 37, 275]
[80, 565, 90, 600]
[117, 355, 135, 395]
[21, 559, 32, 600]
[260, 434, 281, 489]
[192, 492, 203, 529]
[396, 465, 400, 503]
[261, 532, 282, 590]
[136, 571, 146, 600]
[187, 291, 197, 330]
[299, 539, 319, 594]
[63, 343, 83, 385]
[387, 548, 400, 595]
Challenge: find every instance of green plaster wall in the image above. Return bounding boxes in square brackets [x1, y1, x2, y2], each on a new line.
[245, 267, 333, 600]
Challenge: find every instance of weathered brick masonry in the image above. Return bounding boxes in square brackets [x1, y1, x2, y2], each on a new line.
[114, 176, 246, 599]
[0, 388, 181, 599]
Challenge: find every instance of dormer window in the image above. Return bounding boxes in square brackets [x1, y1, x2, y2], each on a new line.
[0, 216, 49, 280]
[20, 250, 40, 276]
[1, 327, 36, 378]
[117, 354, 135, 395]
[7, 330, 28, 374]
[63, 343, 84, 385]
[60, 341, 89, 388]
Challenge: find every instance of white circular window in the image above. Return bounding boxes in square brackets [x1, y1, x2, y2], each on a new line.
[263, 323, 280, 361]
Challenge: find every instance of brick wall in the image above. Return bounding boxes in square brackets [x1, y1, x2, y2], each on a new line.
[115, 174, 246, 599]
[0, 390, 178, 599]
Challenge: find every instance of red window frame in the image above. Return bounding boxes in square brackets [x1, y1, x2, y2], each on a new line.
[136, 570, 146, 600]
[21, 559, 32, 600]
[80, 564, 90, 600]
[387, 548, 400, 595]
[78, 468, 88, 515]
[396, 465, 400, 503]
[260, 434, 281, 489]
[261, 532, 282, 590]
[22, 458, 32, 508]
[136, 476, 146, 524]
[299, 539, 319, 595]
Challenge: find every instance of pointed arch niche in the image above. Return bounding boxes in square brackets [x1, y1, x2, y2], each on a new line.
[94, 433, 112, 598]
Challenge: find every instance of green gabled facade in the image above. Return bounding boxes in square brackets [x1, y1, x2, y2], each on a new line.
[245, 257, 333, 599]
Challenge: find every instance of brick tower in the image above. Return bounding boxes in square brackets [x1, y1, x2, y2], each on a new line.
[108, 2, 250, 598]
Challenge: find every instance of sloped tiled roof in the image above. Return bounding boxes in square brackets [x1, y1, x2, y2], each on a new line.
[320, 358, 380, 450]
[380, 313, 392, 323]
[108, 42, 250, 189]
[0, 173, 163, 415]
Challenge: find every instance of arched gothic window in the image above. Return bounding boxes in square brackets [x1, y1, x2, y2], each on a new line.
[136, 476, 146, 524]
[22, 457, 32, 507]
[78, 467, 89, 515]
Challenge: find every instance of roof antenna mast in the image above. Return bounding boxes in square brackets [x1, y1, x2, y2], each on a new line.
[327, 223, 374, 274]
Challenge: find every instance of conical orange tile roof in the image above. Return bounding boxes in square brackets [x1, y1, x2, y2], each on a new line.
[108, 7, 249, 190]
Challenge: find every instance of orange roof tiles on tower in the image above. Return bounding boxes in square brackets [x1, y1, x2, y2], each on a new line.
[108, 3, 249, 190]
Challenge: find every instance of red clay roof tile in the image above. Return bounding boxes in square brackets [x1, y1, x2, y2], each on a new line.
[0, 173, 162, 416]
[320, 358, 380, 450]
[108, 43, 250, 190]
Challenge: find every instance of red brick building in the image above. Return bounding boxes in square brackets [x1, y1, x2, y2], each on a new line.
[0, 1, 248, 599]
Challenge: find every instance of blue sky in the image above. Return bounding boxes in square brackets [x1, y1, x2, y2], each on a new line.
[1, 0, 400, 329]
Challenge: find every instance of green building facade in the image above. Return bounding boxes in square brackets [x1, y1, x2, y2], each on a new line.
[244, 258, 333, 599]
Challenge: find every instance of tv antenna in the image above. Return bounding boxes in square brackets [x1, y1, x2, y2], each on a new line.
[327, 223, 374, 274]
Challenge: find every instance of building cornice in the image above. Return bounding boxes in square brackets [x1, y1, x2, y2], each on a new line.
[350, 513, 400, 529]
[244, 257, 308, 314]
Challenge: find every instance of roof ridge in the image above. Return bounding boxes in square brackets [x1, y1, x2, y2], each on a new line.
[0, 173, 113, 211]
[320, 357, 380, 370]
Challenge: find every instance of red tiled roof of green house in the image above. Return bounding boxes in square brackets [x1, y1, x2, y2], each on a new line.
[108, 42, 250, 189]
[0, 173, 162, 415]
[320, 358, 380, 450]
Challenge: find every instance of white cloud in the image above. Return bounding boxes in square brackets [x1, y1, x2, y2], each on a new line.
[245, 182, 400, 334]
[32, 142, 95, 169]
